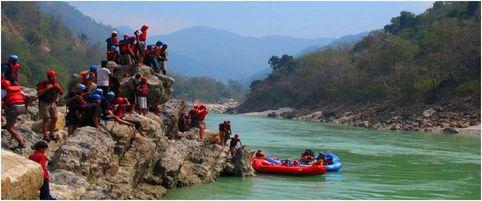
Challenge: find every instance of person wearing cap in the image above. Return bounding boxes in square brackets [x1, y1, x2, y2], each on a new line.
[1, 79, 28, 149]
[36, 70, 64, 142]
[96, 61, 111, 96]
[106, 30, 118, 51]
[65, 84, 86, 135]
[79, 93, 102, 128]
[2, 55, 22, 85]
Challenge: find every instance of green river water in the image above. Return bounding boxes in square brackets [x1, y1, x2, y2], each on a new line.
[163, 114, 480, 199]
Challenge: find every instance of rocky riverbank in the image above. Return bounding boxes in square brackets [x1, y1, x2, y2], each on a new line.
[241, 95, 480, 136]
[185, 99, 239, 114]
[1, 64, 254, 199]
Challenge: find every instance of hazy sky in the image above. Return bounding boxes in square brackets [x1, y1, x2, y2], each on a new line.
[69, 1, 433, 39]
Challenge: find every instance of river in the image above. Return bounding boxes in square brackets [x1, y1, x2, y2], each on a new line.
[163, 114, 480, 199]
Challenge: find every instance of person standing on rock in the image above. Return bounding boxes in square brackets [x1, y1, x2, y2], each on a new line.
[159, 44, 168, 75]
[138, 25, 149, 64]
[37, 70, 64, 142]
[218, 120, 231, 146]
[119, 35, 132, 65]
[128, 74, 142, 113]
[1, 79, 28, 149]
[96, 61, 111, 96]
[2, 55, 22, 86]
[193, 104, 209, 140]
[29, 141, 55, 200]
[229, 134, 243, 156]
[136, 76, 149, 116]
[106, 31, 119, 51]
[65, 84, 86, 136]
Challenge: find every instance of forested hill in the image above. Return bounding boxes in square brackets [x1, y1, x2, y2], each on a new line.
[1, 1, 104, 87]
[239, 2, 481, 112]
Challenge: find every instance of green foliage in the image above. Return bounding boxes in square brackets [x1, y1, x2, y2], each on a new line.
[1, 2, 104, 87]
[240, 1, 480, 112]
[172, 74, 248, 103]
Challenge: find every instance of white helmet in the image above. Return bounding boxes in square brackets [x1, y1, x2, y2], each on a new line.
[112, 30, 118, 34]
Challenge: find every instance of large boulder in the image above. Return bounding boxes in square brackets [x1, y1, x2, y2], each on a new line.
[223, 146, 255, 177]
[1, 150, 44, 200]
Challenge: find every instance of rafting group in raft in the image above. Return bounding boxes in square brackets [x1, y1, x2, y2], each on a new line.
[252, 149, 342, 176]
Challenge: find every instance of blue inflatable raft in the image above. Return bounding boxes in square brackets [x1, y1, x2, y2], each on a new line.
[320, 152, 342, 172]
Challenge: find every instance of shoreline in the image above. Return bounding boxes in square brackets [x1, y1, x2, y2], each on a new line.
[238, 107, 481, 137]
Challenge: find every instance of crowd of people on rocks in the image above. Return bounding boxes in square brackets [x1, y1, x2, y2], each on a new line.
[1, 24, 247, 199]
[105, 25, 169, 75]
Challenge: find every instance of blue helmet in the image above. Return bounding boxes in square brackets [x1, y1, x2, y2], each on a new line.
[91, 94, 101, 101]
[76, 84, 87, 91]
[90, 65, 98, 72]
[110, 46, 116, 51]
[106, 91, 116, 99]
[95, 88, 103, 95]
[8, 55, 19, 62]
[156, 41, 163, 46]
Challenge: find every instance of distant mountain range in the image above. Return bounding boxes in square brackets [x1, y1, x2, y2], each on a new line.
[36, 1, 366, 81]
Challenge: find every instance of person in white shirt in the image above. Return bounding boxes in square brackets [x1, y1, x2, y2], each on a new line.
[96, 60, 112, 96]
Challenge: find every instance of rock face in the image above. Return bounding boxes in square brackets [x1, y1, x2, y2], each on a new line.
[1, 71, 254, 199]
[1, 150, 44, 200]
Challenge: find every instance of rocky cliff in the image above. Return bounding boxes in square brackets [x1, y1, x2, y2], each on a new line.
[1, 65, 254, 199]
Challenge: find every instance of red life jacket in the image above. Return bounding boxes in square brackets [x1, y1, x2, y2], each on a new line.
[196, 109, 208, 121]
[137, 84, 149, 96]
[112, 37, 118, 46]
[81, 71, 95, 85]
[109, 104, 127, 118]
[106, 50, 116, 60]
[129, 43, 137, 53]
[4, 63, 21, 82]
[119, 41, 129, 53]
[3, 86, 25, 106]
[139, 30, 147, 42]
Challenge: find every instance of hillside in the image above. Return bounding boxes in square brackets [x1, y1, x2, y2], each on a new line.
[149, 26, 335, 80]
[1, 1, 104, 87]
[238, 2, 480, 131]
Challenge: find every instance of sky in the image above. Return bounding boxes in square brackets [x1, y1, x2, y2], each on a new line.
[69, 1, 433, 39]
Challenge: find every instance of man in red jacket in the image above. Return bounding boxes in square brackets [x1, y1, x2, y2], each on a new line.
[1, 79, 28, 149]
[193, 104, 208, 140]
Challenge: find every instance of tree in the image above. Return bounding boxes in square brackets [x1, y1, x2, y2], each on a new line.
[268, 56, 280, 71]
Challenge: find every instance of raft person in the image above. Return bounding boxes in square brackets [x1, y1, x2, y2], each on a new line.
[105, 30, 119, 51]
[2, 55, 21, 85]
[193, 104, 208, 140]
[119, 35, 133, 65]
[146, 45, 160, 73]
[138, 25, 149, 64]
[81, 65, 97, 92]
[105, 97, 148, 137]
[127, 74, 142, 113]
[300, 149, 315, 164]
[218, 120, 231, 146]
[159, 44, 168, 75]
[37, 70, 64, 142]
[136, 76, 149, 115]
[79, 93, 102, 128]
[229, 134, 243, 156]
[106, 46, 119, 64]
[129, 35, 139, 65]
[65, 84, 86, 136]
[1, 79, 28, 149]
[255, 150, 265, 158]
[96, 61, 111, 96]
[28, 141, 55, 200]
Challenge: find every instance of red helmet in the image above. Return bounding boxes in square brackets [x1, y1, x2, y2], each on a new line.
[2, 80, 11, 89]
[115, 97, 125, 104]
[198, 104, 206, 109]
[141, 77, 148, 84]
[46, 70, 57, 77]
[141, 24, 149, 30]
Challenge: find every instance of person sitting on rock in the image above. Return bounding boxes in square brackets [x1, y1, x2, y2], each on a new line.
[229, 134, 243, 156]
[1, 79, 28, 149]
[79, 94, 102, 128]
[255, 150, 265, 158]
[37, 70, 64, 142]
[29, 141, 55, 200]
[100, 91, 116, 120]
[136, 76, 149, 116]
[105, 97, 148, 137]
[65, 84, 86, 136]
